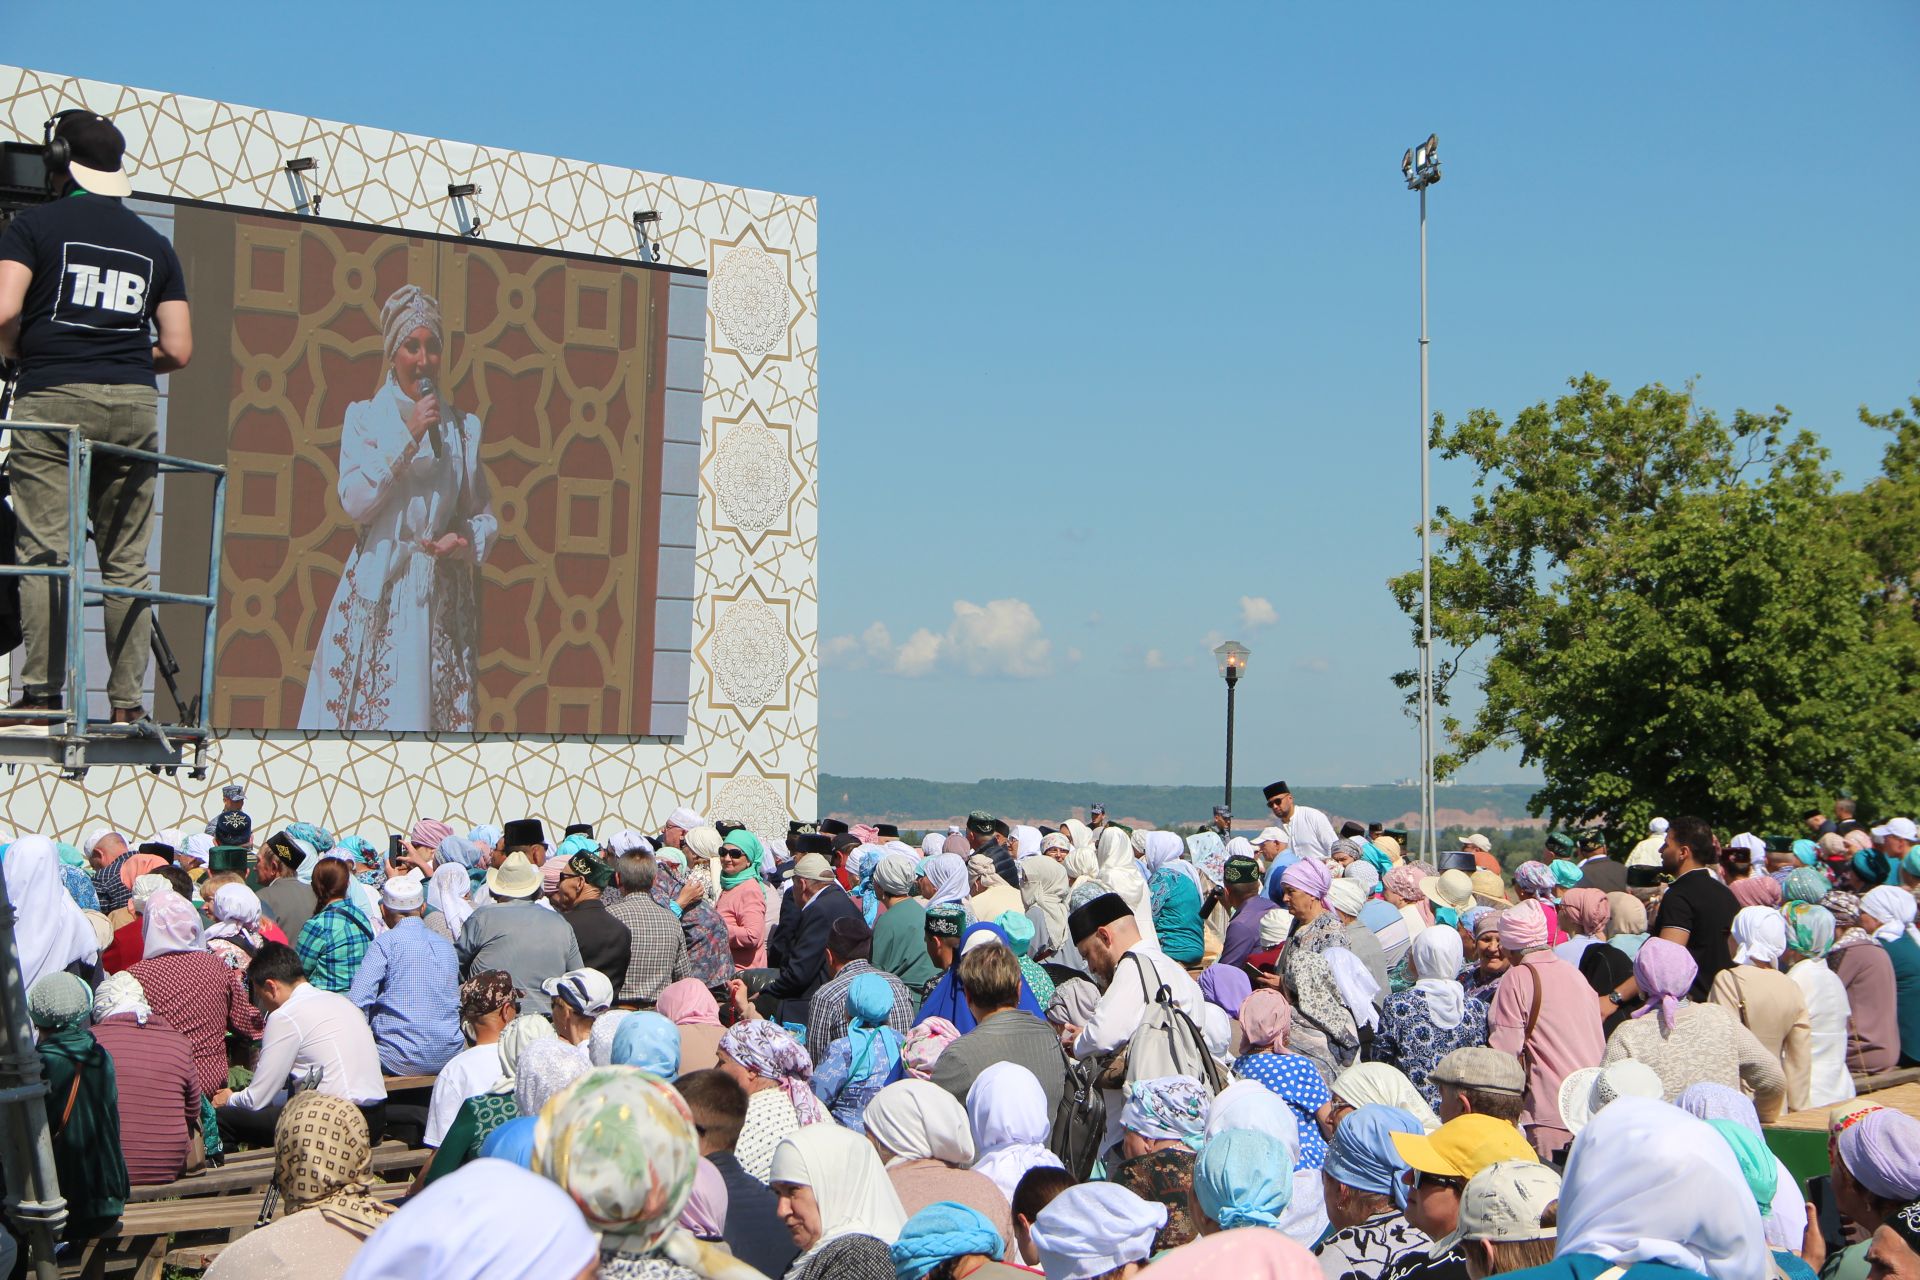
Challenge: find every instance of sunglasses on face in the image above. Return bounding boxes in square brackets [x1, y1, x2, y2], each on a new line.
[1400, 1167, 1465, 1192]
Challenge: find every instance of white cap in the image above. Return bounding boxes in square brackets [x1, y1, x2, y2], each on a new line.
[177, 833, 215, 864]
[1649, 817, 1669, 835]
[1559, 1061, 1663, 1134]
[542, 968, 614, 1016]
[665, 807, 704, 832]
[380, 877, 425, 912]
[1872, 817, 1917, 842]
[1462, 833, 1492, 852]
[1459, 1160, 1563, 1242]
[1254, 827, 1289, 846]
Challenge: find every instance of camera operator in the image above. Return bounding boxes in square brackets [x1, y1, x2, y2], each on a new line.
[0, 109, 192, 720]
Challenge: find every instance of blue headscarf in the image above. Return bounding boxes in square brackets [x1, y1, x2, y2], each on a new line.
[1195, 1128, 1295, 1230]
[288, 822, 335, 855]
[852, 844, 885, 926]
[1791, 839, 1818, 868]
[890, 1202, 1004, 1280]
[479, 1115, 538, 1168]
[913, 921, 1047, 1033]
[468, 824, 503, 849]
[611, 1011, 681, 1079]
[555, 833, 600, 863]
[1323, 1104, 1422, 1207]
[846, 972, 904, 1082]
[333, 835, 382, 888]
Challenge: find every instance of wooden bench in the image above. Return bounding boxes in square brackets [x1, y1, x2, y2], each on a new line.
[127, 1140, 429, 1202]
[1850, 1065, 1920, 1093]
[382, 1073, 438, 1092]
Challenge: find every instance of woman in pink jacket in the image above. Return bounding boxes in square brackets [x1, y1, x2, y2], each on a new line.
[717, 831, 769, 969]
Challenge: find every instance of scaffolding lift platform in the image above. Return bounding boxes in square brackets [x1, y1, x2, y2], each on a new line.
[0, 422, 225, 780]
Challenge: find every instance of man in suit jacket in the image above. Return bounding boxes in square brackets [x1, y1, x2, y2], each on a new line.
[930, 938, 1068, 1114]
[1574, 833, 1628, 895]
[762, 846, 864, 1023]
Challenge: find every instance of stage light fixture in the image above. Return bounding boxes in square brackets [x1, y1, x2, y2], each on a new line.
[632, 209, 662, 263]
[1403, 131, 1441, 191]
[1401, 148, 1414, 180]
[283, 156, 322, 217]
[447, 182, 484, 238]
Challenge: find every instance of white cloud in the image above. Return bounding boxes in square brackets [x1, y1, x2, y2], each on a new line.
[1143, 648, 1168, 670]
[821, 598, 1054, 679]
[1240, 595, 1278, 629]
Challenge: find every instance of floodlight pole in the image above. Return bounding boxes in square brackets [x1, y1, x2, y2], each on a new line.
[1418, 180, 1435, 859]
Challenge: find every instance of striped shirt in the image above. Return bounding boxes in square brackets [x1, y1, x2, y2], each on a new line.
[128, 949, 265, 1095]
[91, 1013, 200, 1185]
[296, 900, 374, 993]
[345, 916, 463, 1074]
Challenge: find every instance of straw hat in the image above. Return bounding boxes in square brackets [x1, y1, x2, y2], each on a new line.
[486, 850, 543, 899]
[1421, 869, 1476, 913]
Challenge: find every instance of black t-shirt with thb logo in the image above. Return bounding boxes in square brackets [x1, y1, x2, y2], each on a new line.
[0, 193, 188, 394]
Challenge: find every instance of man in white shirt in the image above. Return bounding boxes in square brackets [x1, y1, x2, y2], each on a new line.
[1263, 779, 1336, 863]
[214, 940, 388, 1148]
[1059, 893, 1204, 1059]
[423, 969, 520, 1148]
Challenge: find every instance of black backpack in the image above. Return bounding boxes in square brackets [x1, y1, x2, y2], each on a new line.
[1048, 1039, 1108, 1180]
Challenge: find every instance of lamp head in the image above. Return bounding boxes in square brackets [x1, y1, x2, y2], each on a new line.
[1214, 640, 1251, 683]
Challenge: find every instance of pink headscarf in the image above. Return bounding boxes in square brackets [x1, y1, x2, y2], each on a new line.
[1382, 865, 1426, 902]
[141, 889, 207, 958]
[118, 852, 167, 891]
[1239, 990, 1294, 1050]
[1730, 876, 1783, 909]
[850, 824, 881, 845]
[1497, 899, 1551, 951]
[1844, 830, 1874, 854]
[901, 1017, 962, 1080]
[678, 1156, 729, 1239]
[1141, 1229, 1322, 1280]
[1280, 858, 1333, 907]
[656, 978, 721, 1027]
[1631, 937, 1699, 1033]
[1559, 888, 1610, 937]
[410, 818, 455, 849]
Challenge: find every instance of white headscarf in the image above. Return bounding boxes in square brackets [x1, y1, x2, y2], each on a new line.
[1027, 1183, 1166, 1280]
[342, 1157, 598, 1280]
[93, 970, 151, 1025]
[919, 833, 944, 859]
[861, 1079, 975, 1167]
[1010, 825, 1042, 859]
[1555, 1096, 1769, 1280]
[967, 1061, 1065, 1203]
[428, 863, 475, 936]
[920, 853, 970, 908]
[490, 1013, 557, 1092]
[1324, 946, 1380, 1032]
[768, 1124, 908, 1258]
[1204, 1080, 1330, 1247]
[1142, 830, 1204, 893]
[1861, 885, 1919, 944]
[1731, 905, 1789, 966]
[3, 835, 98, 991]
[1061, 819, 1097, 859]
[141, 889, 207, 958]
[1020, 855, 1072, 957]
[1408, 924, 1467, 1030]
[1330, 1063, 1442, 1132]
[1094, 827, 1159, 948]
[206, 882, 265, 943]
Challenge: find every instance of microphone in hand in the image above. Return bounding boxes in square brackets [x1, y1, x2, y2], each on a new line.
[416, 376, 445, 459]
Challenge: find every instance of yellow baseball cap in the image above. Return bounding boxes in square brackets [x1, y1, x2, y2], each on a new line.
[1390, 1114, 1538, 1179]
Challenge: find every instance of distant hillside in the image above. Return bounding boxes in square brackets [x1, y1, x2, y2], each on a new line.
[818, 775, 1542, 831]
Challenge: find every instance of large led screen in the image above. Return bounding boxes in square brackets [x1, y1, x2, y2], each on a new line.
[161, 204, 702, 735]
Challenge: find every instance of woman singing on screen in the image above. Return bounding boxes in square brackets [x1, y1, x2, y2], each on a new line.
[299, 285, 494, 731]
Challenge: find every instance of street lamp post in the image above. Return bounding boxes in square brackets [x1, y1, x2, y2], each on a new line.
[1401, 133, 1441, 859]
[1213, 641, 1250, 814]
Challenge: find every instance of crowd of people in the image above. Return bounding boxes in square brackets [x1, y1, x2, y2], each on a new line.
[5, 780, 1920, 1280]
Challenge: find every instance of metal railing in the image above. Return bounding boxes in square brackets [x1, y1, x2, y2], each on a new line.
[0, 421, 226, 772]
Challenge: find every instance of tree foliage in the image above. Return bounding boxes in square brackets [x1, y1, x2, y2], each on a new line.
[1391, 375, 1920, 845]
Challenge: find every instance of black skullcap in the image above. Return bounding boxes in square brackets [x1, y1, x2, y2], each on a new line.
[213, 810, 253, 845]
[820, 819, 850, 836]
[875, 823, 900, 839]
[790, 832, 832, 855]
[1262, 781, 1290, 801]
[1383, 827, 1409, 844]
[1764, 835, 1795, 854]
[831, 834, 862, 856]
[716, 819, 745, 838]
[827, 915, 873, 960]
[564, 823, 594, 839]
[1626, 864, 1663, 888]
[503, 818, 547, 848]
[991, 818, 1010, 838]
[1338, 820, 1367, 839]
[1068, 892, 1135, 944]
[138, 841, 177, 862]
[262, 832, 304, 870]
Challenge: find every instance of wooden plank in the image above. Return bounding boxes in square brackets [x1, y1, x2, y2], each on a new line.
[382, 1073, 438, 1091]
[108, 1181, 410, 1238]
[1851, 1066, 1920, 1092]
[1770, 1082, 1920, 1132]
[128, 1140, 426, 1201]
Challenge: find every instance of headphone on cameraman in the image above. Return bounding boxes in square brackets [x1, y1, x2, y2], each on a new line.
[41, 108, 92, 178]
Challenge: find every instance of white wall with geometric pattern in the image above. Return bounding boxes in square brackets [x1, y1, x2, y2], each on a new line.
[0, 65, 817, 844]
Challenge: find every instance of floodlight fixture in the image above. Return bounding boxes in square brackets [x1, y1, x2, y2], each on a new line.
[632, 209, 662, 263]
[447, 183, 484, 237]
[283, 156, 321, 216]
[1403, 131, 1441, 191]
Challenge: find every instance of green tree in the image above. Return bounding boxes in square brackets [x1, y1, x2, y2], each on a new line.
[1390, 375, 1920, 845]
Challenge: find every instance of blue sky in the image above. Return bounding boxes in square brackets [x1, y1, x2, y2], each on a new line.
[14, 3, 1918, 787]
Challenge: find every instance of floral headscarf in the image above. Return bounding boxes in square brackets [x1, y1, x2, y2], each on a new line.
[534, 1065, 698, 1253]
[1783, 902, 1835, 959]
[1783, 867, 1831, 905]
[1187, 831, 1228, 888]
[719, 1020, 827, 1124]
[900, 1017, 962, 1081]
[515, 1037, 589, 1117]
[1514, 861, 1560, 902]
[1120, 1075, 1211, 1151]
[274, 1092, 393, 1236]
[1824, 890, 1875, 952]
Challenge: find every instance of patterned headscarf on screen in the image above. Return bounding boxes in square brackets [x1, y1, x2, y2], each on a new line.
[381, 285, 443, 368]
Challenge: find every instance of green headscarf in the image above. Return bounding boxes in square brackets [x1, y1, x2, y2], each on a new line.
[1783, 902, 1835, 958]
[56, 842, 86, 870]
[719, 830, 764, 890]
[1705, 1118, 1775, 1217]
[28, 972, 93, 1034]
[1550, 859, 1585, 889]
[1358, 842, 1394, 877]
